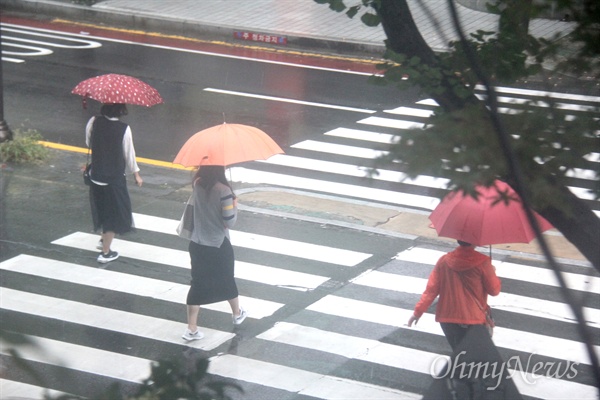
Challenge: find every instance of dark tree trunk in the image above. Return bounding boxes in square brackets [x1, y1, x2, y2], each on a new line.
[508, 173, 600, 272]
[499, 0, 532, 43]
[374, 0, 476, 111]
[538, 191, 600, 271]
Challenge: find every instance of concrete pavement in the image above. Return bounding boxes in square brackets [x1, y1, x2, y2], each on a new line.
[0, 0, 588, 265]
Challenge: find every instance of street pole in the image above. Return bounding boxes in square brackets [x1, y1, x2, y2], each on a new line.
[0, 19, 14, 143]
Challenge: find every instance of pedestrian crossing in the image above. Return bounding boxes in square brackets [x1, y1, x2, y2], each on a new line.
[1, 208, 598, 399]
[230, 85, 600, 218]
[2, 87, 599, 399]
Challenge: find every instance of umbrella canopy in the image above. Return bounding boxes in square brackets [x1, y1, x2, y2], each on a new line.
[429, 180, 553, 246]
[173, 123, 284, 167]
[71, 73, 163, 107]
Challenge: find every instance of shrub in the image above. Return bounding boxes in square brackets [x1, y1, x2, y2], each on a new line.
[0, 128, 49, 163]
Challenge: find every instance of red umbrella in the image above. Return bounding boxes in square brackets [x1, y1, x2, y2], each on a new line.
[71, 73, 163, 107]
[429, 180, 553, 246]
[173, 122, 284, 167]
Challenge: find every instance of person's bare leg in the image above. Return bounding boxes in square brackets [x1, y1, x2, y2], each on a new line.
[187, 305, 200, 332]
[101, 231, 115, 254]
[227, 297, 241, 317]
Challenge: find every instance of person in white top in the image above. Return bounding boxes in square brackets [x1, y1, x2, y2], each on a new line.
[85, 103, 142, 263]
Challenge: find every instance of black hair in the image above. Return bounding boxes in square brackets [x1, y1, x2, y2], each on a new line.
[100, 103, 128, 118]
[193, 165, 234, 195]
[457, 240, 472, 247]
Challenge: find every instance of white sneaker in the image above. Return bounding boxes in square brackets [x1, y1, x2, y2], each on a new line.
[181, 329, 204, 341]
[97, 250, 119, 263]
[233, 307, 247, 325]
[96, 239, 103, 250]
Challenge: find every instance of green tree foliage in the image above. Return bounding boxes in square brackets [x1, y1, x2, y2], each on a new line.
[314, 0, 600, 270]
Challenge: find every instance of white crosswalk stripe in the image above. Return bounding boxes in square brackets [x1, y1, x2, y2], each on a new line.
[0, 379, 68, 398]
[130, 212, 372, 267]
[0, 335, 153, 383]
[2, 88, 598, 399]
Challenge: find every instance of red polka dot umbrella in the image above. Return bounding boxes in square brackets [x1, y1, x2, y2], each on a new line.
[71, 73, 163, 107]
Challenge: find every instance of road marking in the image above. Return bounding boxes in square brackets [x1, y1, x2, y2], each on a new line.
[291, 140, 388, 159]
[1, 24, 101, 62]
[257, 322, 596, 400]
[230, 167, 441, 210]
[384, 106, 435, 118]
[204, 88, 376, 113]
[306, 295, 598, 365]
[324, 127, 396, 144]
[258, 322, 440, 374]
[2, 28, 102, 48]
[0, 334, 151, 383]
[0, 379, 67, 398]
[207, 354, 420, 399]
[131, 212, 372, 267]
[358, 116, 426, 130]
[1, 288, 235, 351]
[475, 84, 600, 103]
[351, 270, 600, 326]
[1, 42, 53, 56]
[0, 254, 283, 319]
[394, 247, 598, 293]
[50, 231, 343, 291]
[261, 154, 450, 189]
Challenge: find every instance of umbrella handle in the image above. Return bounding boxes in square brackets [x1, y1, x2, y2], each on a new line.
[227, 168, 236, 197]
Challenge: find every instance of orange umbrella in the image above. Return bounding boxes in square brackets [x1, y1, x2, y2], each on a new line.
[429, 180, 553, 246]
[173, 123, 284, 167]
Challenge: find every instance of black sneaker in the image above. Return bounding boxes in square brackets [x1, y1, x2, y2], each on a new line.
[97, 250, 119, 263]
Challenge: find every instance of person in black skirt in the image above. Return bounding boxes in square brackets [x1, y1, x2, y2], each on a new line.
[86, 103, 143, 263]
[182, 165, 247, 341]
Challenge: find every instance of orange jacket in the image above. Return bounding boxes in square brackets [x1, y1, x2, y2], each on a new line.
[414, 246, 501, 324]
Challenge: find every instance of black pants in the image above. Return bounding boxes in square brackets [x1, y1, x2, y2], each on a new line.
[440, 323, 474, 352]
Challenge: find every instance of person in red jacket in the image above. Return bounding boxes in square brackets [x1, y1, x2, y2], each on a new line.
[407, 240, 501, 351]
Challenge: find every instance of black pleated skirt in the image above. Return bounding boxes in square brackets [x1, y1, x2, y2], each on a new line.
[89, 177, 134, 234]
[186, 238, 238, 305]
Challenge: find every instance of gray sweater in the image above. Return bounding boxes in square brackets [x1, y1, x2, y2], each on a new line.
[191, 181, 237, 247]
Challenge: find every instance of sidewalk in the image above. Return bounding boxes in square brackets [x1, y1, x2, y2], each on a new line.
[1, 0, 576, 55]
